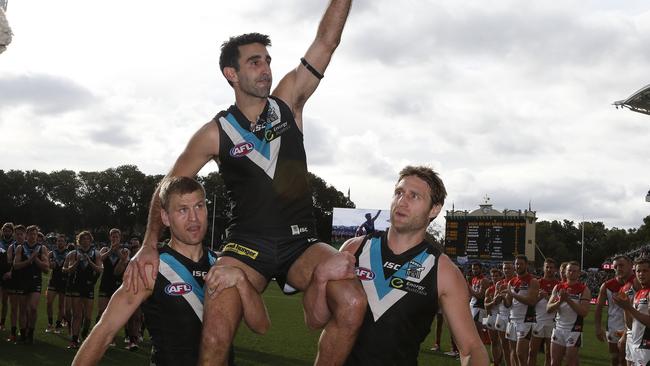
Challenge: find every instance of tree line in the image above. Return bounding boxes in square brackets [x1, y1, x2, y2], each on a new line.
[535, 217, 650, 268]
[1, 166, 648, 266]
[0, 166, 355, 246]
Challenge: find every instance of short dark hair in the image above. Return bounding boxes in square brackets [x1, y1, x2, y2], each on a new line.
[14, 224, 25, 233]
[635, 257, 650, 267]
[397, 165, 446, 207]
[515, 255, 528, 263]
[1, 222, 14, 232]
[219, 33, 271, 82]
[471, 262, 482, 269]
[26, 225, 39, 234]
[544, 258, 556, 266]
[613, 255, 632, 263]
[76, 231, 93, 245]
[158, 176, 206, 211]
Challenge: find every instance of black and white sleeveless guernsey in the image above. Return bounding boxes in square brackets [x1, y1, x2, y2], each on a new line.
[346, 231, 440, 366]
[214, 96, 315, 238]
[142, 245, 219, 366]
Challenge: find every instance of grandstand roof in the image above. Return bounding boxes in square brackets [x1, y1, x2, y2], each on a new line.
[613, 83, 650, 115]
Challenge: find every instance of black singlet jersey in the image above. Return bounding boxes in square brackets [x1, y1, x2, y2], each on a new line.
[70, 247, 99, 288]
[49, 248, 68, 285]
[19, 243, 45, 285]
[0, 238, 11, 286]
[142, 245, 222, 366]
[214, 96, 315, 237]
[99, 247, 122, 292]
[345, 231, 440, 366]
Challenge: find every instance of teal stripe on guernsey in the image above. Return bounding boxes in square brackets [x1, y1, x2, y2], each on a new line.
[370, 237, 431, 300]
[160, 253, 205, 303]
[224, 113, 271, 159]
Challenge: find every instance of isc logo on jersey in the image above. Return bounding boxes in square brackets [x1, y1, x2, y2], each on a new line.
[165, 282, 193, 296]
[356, 267, 375, 281]
[230, 142, 254, 157]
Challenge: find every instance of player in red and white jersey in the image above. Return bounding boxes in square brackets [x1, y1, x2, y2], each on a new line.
[619, 269, 640, 366]
[469, 263, 490, 322]
[468, 262, 490, 345]
[530, 258, 559, 366]
[485, 268, 505, 366]
[547, 261, 591, 366]
[614, 257, 650, 366]
[505, 255, 539, 366]
[494, 261, 515, 366]
[595, 255, 635, 366]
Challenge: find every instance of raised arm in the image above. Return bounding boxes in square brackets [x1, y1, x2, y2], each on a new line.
[273, 0, 352, 128]
[438, 255, 489, 365]
[123, 121, 220, 292]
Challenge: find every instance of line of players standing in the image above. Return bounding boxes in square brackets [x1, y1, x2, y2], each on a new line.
[458, 254, 650, 366]
[0, 222, 144, 349]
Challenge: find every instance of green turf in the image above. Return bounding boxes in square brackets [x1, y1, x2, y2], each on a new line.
[0, 276, 610, 365]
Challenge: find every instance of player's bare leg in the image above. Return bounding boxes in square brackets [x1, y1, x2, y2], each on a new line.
[199, 257, 267, 366]
[288, 243, 367, 365]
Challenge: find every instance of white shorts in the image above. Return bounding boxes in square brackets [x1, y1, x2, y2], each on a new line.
[634, 348, 650, 366]
[483, 314, 497, 330]
[551, 328, 582, 348]
[471, 307, 486, 322]
[495, 314, 509, 333]
[532, 323, 554, 339]
[507, 321, 533, 341]
[605, 330, 623, 344]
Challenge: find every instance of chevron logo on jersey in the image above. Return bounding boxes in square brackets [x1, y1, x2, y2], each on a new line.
[358, 237, 436, 321]
[219, 98, 283, 179]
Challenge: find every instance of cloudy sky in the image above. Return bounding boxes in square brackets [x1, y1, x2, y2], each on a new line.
[1, 0, 649, 230]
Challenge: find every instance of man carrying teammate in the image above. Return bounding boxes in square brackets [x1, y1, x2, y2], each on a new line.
[123, 1, 367, 365]
[504, 255, 539, 366]
[529, 258, 559, 366]
[73, 176, 269, 366]
[317, 166, 488, 365]
[595, 255, 635, 366]
[547, 261, 591, 366]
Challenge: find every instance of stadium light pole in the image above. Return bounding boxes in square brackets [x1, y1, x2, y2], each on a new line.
[580, 219, 585, 271]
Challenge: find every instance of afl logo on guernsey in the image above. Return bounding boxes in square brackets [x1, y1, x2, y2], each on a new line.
[165, 282, 193, 296]
[230, 142, 254, 157]
[355, 267, 375, 281]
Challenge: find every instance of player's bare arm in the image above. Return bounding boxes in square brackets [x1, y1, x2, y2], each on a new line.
[614, 291, 650, 328]
[72, 271, 153, 365]
[594, 283, 608, 341]
[546, 285, 562, 313]
[302, 237, 360, 330]
[203, 265, 271, 334]
[512, 278, 539, 306]
[123, 121, 220, 292]
[563, 286, 590, 317]
[438, 254, 489, 366]
[273, 0, 352, 130]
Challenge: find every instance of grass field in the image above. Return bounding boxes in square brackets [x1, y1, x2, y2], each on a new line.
[0, 277, 610, 365]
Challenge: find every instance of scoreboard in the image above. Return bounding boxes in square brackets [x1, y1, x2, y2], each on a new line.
[444, 216, 526, 261]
